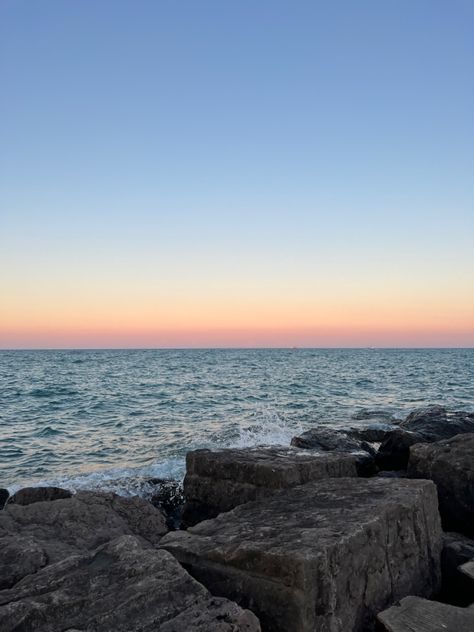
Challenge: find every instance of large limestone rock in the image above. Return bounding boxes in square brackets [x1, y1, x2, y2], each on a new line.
[0, 491, 167, 589]
[162, 477, 442, 632]
[400, 405, 474, 441]
[408, 433, 474, 536]
[183, 446, 358, 525]
[0, 535, 261, 632]
[8, 486, 72, 506]
[377, 596, 474, 631]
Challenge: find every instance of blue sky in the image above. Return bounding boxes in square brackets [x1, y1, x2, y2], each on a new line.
[1, 1, 473, 347]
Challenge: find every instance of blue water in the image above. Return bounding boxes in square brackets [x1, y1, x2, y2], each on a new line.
[0, 349, 473, 494]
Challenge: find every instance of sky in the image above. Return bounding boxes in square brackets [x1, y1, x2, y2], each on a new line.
[1, 0, 473, 348]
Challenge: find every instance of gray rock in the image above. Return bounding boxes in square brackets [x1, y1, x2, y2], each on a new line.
[400, 405, 474, 441]
[0, 535, 261, 632]
[182, 446, 358, 526]
[377, 596, 474, 631]
[290, 427, 377, 475]
[459, 560, 474, 583]
[8, 486, 72, 506]
[441, 532, 474, 606]
[375, 429, 424, 470]
[348, 423, 394, 443]
[0, 489, 8, 510]
[162, 477, 442, 632]
[408, 433, 474, 536]
[0, 491, 167, 589]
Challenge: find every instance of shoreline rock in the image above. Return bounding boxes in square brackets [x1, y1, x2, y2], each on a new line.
[377, 596, 474, 631]
[182, 446, 358, 525]
[162, 477, 442, 632]
[408, 433, 474, 537]
[0, 535, 261, 632]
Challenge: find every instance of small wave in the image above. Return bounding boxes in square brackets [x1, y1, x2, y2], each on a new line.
[231, 407, 301, 449]
[29, 387, 78, 398]
[8, 458, 186, 498]
[37, 426, 63, 437]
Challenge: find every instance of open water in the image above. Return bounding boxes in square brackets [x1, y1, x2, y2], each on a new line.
[1, 348, 473, 494]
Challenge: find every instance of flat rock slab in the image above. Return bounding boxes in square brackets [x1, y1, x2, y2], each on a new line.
[183, 446, 358, 525]
[162, 477, 442, 632]
[0, 491, 167, 590]
[408, 433, 474, 536]
[0, 535, 261, 632]
[377, 596, 474, 631]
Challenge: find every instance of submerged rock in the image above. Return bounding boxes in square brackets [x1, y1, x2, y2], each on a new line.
[290, 427, 377, 475]
[400, 405, 474, 441]
[408, 433, 474, 536]
[375, 429, 423, 470]
[351, 409, 397, 422]
[377, 596, 474, 631]
[8, 486, 72, 506]
[162, 477, 442, 632]
[182, 446, 358, 526]
[0, 535, 261, 632]
[0, 489, 8, 510]
[0, 490, 167, 590]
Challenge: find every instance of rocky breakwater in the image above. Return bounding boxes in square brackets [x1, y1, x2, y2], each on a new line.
[182, 445, 359, 525]
[0, 488, 261, 631]
[162, 477, 442, 632]
[375, 405, 474, 471]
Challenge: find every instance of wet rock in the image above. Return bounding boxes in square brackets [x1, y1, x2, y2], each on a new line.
[440, 532, 474, 606]
[377, 596, 474, 631]
[0, 489, 8, 510]
[0, 491, 167, 589]
[182, 446, 358, 526]
[0, 535, 261, 632]
[147, 478, 185, 530]
[408, 433, 474, 536]
[8, 486, 72, 506]
[290, 427, 377, 475]
[162, 477, 442, 632]
[375, 429, 423, 470]
[400, 405, 474, 441]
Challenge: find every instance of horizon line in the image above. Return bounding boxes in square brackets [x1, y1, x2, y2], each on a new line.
[1, 346, 473, 352]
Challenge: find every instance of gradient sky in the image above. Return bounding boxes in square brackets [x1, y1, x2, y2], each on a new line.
[1, 0, 473, 348]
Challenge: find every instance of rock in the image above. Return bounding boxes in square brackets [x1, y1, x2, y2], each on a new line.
[459, 560, 474, 583]
[147, 478, 185, 530]
[408, 433, 474, 536]
[375, 429, 423, 470]
[8, 486, 72, 505]
[348, 423, 394, 443]
[182, 446, 358, 526]
[377, 470, 408, 478]
[0, 489, 8, 510]
[440, 532, 474, 606]
[290, 427, 377, 475]
[0, 535, 261, 631]
[400, 405, 474, 441]
[0, 491, 167, 590]
[162, 477, 442, 632]
[377, 596, 474, 631]
[351, 409, 397, 422]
